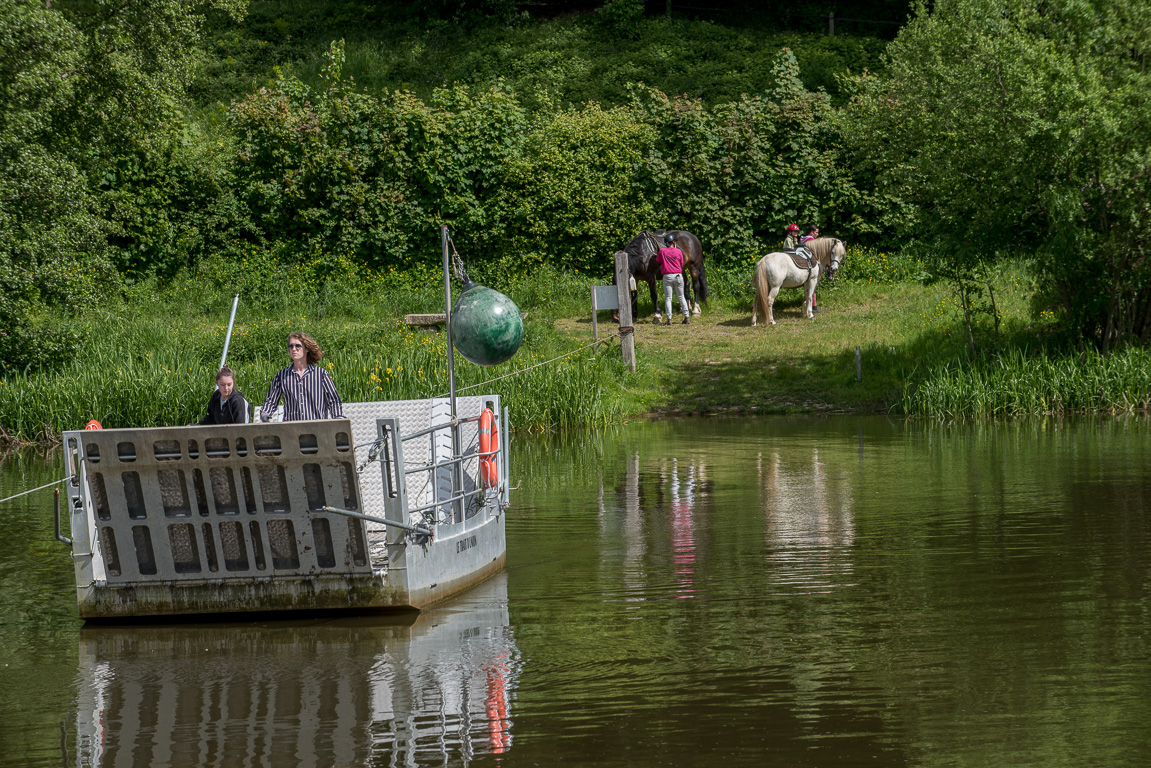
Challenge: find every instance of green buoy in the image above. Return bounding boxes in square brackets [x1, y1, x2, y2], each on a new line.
[451, 279, 524, 367]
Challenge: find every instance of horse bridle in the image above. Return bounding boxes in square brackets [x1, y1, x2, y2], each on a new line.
[826, 239, 843, 280]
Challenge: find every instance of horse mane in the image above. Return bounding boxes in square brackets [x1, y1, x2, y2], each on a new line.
[805, 237, 843, 266]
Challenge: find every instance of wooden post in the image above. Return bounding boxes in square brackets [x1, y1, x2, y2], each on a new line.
[615, 251, 636, 373]
[590, 284, 599, 353]
[828, 12, 835, 35]
[855, 346, 861, 381]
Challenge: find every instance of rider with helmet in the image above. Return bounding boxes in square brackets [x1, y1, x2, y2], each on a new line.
[657, 232, 690, 325]
[784, 223, 800, 251]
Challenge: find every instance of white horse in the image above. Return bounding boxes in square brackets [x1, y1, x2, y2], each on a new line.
[752, 237, 846, 326]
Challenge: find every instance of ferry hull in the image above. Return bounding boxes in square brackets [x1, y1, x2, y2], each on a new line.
[76, 547, 507, 618]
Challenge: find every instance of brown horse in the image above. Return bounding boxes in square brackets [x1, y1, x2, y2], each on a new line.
[618, 230, 709, 322]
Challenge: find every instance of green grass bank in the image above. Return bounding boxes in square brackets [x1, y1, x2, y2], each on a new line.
[3, 247, 1150, 445]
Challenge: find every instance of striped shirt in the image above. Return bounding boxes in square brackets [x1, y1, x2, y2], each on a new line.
[261, 365, 344, 421]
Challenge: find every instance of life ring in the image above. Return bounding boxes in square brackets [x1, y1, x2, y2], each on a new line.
[478, 407, 499, 489]
[84, 419, 103, 430]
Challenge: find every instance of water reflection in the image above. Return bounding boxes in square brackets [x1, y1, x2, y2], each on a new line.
[5, 416, 1151, 767]
[662, 458, 701, 600]
[598, 452, 706, 602]
[757, 448, 855, 593]
[73, 575, 519, 768]
[596, 441, 856, 600]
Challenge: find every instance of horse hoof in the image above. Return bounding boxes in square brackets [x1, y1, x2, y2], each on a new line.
[692, 308, 702, 317]
[652, 316, 662, 325]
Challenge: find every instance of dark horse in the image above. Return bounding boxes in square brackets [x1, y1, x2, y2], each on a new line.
[617, 230, 709, 322]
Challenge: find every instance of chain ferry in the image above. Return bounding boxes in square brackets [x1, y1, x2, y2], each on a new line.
[54, 227, 519, 619]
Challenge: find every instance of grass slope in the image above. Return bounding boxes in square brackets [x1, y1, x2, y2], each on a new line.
[557, 275, 972, 417]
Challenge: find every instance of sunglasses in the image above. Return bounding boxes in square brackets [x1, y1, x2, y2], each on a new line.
[287, 343, 304, 349]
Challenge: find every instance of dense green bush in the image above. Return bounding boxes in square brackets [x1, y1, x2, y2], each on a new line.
[630, 49, 863, 265]
[0, 0, 245, 369]
[226, 43, 530, 267]
[165, 42, 865, 278]
[495, 103, 657, 272]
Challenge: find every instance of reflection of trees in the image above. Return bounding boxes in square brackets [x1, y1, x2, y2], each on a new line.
[850, 416, 1151, 767]
[516, 417, 1151, 766]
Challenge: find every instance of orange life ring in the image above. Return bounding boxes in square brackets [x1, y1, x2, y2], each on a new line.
[84, 419, 103, 430]
[478, 407, 499, 489]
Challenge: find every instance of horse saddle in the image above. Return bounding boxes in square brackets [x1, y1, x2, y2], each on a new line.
[784, 248, 815, 271]
[641, 231, 660, 258]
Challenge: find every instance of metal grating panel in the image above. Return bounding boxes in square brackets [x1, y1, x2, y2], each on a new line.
[67, 420, 371, 585]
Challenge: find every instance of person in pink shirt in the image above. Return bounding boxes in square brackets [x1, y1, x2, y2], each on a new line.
[657, 233, 690, 325]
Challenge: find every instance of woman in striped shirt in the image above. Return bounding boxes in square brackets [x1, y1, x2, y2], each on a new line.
[260, 332, 344, 422]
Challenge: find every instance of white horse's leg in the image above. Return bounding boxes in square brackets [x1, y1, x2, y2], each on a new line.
[807, 273, 822, 319]
[692, 301, 702, 317]
[804, 280, 814, 319]
[768, 284, 781, 325]
[751, 271, 760, 326]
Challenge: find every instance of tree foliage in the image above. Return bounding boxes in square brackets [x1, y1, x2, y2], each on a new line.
[844, 0, 1151, 349]
[220, 44, 859, 273]
[631, 49, 861, 259]
[0, 0, 243, 369]
[228, 42, 530, 267]
[497, 103, 657, 271]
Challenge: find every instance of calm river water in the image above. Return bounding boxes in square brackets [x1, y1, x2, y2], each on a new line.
[1, 416, 1149, 767]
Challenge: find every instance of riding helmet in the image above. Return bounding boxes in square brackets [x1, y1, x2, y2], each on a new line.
[663, 233, 675, 245]
[787, 224, 799, 232]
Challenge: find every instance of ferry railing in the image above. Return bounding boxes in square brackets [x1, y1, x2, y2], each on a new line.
[336, 401, 508, 541]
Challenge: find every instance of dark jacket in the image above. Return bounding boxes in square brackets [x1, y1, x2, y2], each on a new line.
[198, 389, 248, 425]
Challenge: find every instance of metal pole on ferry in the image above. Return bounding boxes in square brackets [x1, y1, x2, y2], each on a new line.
[441, 225, 463, 522]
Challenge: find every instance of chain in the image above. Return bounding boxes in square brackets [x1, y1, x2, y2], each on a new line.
[446, 233, 470, 284]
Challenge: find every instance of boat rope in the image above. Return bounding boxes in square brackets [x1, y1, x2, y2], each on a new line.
[0, 477, 67, 506]
[440, 331, 622, 397]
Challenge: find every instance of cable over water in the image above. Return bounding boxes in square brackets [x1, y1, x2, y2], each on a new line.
[441, 332, 622, 397]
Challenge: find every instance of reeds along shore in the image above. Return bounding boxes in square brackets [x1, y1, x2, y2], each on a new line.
[0, 340, 626, 445]
[0, 263, 629, 444]
[904, 347, 1151, 417]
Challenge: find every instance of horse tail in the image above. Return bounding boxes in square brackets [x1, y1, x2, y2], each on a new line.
[696, 253, 709, 305]
[753, 258, 769, 321]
